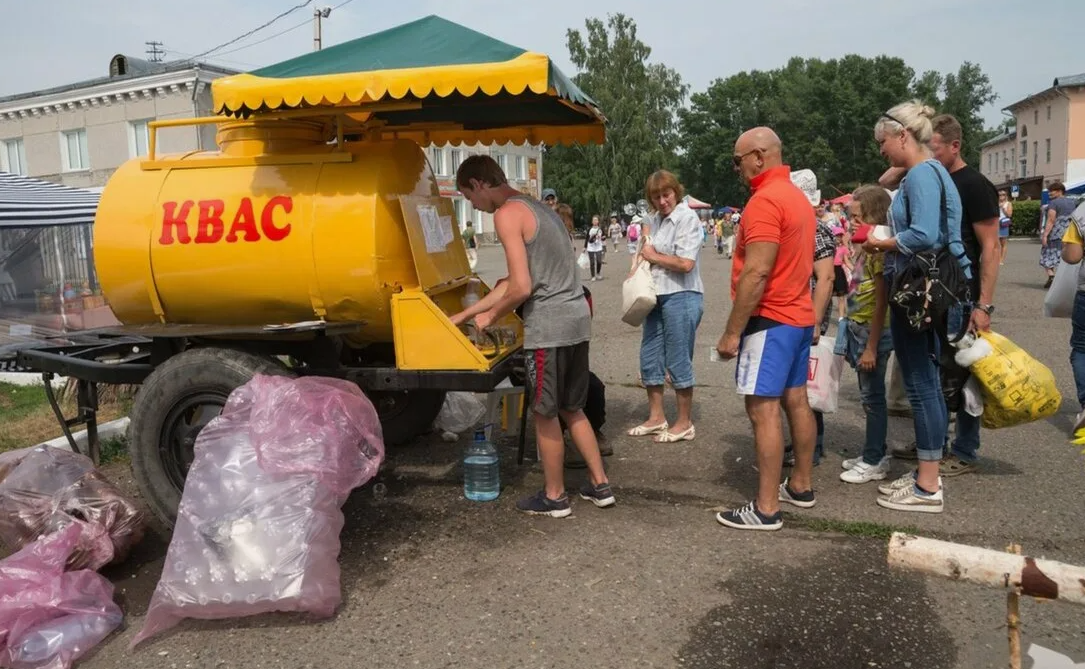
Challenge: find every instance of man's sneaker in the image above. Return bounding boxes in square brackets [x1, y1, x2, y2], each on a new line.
[939, 454, 976, 478]
[715, 501, 783, 531]
[777, 478, 816, 508]
[1073, 408, 1085, 438]
[890, 442, 918, 460]
[876, 480, 944, 514]
[840, 457, 891, 484]
[578, 482, 616, 508]
[878, 470, 916, 496]
[516, 491, 572, 518]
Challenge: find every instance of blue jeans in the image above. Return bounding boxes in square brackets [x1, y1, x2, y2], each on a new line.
[1071, 291, 1085, 409]
[889, 311, 947, 461]
[944, 303, 981, 463]
[640, 291, 703, 390]
[857, 352, 891, 465]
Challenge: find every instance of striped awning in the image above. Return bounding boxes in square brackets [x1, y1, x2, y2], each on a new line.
[0, 172, 100, 228]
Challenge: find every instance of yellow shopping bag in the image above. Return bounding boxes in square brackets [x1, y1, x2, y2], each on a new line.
[969, 332, 1061, 429]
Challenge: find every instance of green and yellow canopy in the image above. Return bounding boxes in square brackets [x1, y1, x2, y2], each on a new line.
[211, 15, 605, 146]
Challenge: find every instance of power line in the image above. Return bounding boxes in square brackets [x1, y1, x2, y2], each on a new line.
[212, 0, 357, 58]
[145, 41, 165, 62]
[182, 0, 315, 62]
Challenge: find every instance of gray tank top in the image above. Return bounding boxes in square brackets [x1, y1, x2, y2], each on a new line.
[508, 195, 591, 349]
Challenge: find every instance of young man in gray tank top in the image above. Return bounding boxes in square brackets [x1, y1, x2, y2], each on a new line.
[451, 155, 614, 517]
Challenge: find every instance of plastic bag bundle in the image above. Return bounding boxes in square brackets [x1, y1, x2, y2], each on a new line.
[133, 375, 384, 646]
[0, 523, 123, 669]
[434, 392, 486, 435]
[0, 446, 146, 571]
[956, 331, 1061, 429]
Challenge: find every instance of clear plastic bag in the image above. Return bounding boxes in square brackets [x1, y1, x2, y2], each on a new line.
[0, 446, 146, 571]
[434, 392, 486, 435]
[133, 375, 384, 647]
[0, 523, 124, 669]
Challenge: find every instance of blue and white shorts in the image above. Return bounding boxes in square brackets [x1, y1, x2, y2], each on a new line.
[735, 317, 814, 397]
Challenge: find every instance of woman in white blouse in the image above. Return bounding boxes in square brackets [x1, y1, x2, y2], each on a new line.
[627, 171, 705, 442]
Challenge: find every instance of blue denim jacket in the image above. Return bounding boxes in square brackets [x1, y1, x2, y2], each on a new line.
[887, 159, 971, 280]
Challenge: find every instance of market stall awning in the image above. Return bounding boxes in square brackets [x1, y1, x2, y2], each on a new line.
[0, 172, 99, 228]
[686, 196, 712, 209]
[211, 15, 605, 146]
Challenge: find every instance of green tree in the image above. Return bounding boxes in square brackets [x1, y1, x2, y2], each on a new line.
[543, 14, 687, 222]
[679, 57, 999, 207]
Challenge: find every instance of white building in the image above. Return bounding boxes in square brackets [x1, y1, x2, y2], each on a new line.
[0, 54, 236, 188]
[427, 143, 543, 240]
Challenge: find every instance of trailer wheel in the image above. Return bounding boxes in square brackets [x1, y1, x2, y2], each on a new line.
[368, 389, 445, 445]
[128, 347, 292, 527]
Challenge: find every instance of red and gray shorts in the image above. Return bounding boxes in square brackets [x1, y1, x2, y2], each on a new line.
[524, 342, 590, 418]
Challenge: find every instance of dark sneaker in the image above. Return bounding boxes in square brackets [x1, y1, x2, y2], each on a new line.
[939, 454, 976, 478]
[578, 482, 616, 508]
[715, 501, 783, 531]
[516, 491, 572, 518]
[891, 441, 919, 460]
[778, 478, 816, 509]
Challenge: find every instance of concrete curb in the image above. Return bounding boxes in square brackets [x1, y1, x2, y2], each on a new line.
[0, 372, 67, 387]
[32, 417, 130, 453]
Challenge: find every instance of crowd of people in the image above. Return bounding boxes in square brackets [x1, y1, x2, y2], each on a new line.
[446, 97, 1079, 530]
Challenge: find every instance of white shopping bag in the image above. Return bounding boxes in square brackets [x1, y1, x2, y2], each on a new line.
[577, 252, 590, 271]
[807, 336, 844, 413]
[1044, 260, 1078, 318]
[621, 236, 657, 326]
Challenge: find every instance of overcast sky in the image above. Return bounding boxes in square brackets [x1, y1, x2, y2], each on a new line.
[2, 0, 1080, 126]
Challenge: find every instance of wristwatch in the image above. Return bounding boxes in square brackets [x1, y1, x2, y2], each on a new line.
[976, 304, 995, 315]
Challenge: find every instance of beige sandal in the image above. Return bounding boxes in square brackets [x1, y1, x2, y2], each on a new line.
[654, 425, 696, 443]
[628, 422, 668, 437]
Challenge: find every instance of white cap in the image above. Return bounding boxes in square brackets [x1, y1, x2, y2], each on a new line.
[789, 169, 821, 206]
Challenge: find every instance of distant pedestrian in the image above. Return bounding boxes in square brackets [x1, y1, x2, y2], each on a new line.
[608, 215, 623, 252]
[626, 216, 641, 254]
[586, 215, 605, 281]
[462, 221, 478, 270]
[714, 127, 818, 531]
[998, 189, 1013, 264]
[1041, 182, 1076, 288]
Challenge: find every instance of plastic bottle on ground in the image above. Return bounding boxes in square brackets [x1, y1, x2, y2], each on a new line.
[463, 428, 499, 502]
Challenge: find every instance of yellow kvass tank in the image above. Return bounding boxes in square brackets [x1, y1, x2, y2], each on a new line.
[95, 119, 450, 344]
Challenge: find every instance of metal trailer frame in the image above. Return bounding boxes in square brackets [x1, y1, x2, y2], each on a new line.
[8, 320, 520, 466]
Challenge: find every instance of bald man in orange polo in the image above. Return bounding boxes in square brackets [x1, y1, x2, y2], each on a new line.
[714, 127, 819, 531]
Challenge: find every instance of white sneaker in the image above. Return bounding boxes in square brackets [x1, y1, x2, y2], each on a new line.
[841, 456, 862, 470]
[877, 471, 915, 497]
[876, 478, 944, 514]
[840, 457, 891, 484]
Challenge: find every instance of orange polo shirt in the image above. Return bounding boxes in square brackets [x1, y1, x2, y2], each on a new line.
[730, 165, 816, 327]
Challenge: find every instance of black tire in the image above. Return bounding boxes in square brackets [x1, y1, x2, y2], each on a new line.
[367, 389, 446, 446]
[128, 347, 292, 527]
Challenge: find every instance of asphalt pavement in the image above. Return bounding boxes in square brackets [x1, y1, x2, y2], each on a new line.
[83, 239, 1084, 669]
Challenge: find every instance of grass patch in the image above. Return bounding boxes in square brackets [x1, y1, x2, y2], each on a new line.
[789, 516, 920, 540]
[0, 382, 131, 454]
[99, 436, 130, 465]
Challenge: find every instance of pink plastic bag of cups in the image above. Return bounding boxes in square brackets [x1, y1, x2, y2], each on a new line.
[133, 375, 383, 646]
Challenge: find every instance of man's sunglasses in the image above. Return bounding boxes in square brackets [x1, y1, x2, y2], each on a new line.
[732, 149, 762, 167]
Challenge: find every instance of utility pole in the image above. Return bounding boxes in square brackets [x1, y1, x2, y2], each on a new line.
[312, 7, 332, 51]
[145, 41, 165, 62]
